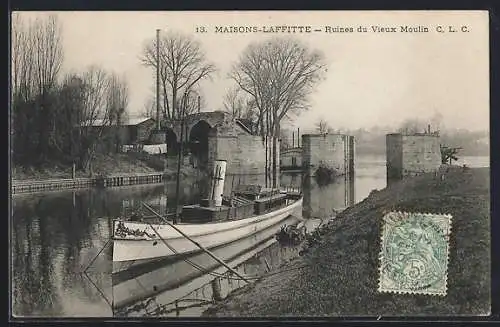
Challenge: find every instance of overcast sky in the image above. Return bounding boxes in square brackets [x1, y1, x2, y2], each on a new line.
[13, 11, 489, 132]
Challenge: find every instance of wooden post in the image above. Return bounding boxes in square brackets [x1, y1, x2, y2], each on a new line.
[211, 277, 222, 301]
[72, 163, 76, 179]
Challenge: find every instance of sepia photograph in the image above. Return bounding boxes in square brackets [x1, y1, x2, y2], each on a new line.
[9, 10, 490, 318]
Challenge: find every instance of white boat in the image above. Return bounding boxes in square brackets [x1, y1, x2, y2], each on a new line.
[112, 214, 301, 312]
[112, 160, 303, 273]
[112, 194, 302, 272]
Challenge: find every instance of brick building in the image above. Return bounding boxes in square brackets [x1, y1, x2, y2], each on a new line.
[79, 117, 157, 153]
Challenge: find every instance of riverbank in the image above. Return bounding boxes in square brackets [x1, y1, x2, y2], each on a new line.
[204, 166, 490, 316]
[12, 153, 198, 182]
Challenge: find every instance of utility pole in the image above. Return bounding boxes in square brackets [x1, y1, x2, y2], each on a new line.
[174, 91, 188, 224]
[156, 29, 161, 130]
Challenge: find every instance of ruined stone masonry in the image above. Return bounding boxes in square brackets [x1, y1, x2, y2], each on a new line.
[386, 132, 441, 184]
[165, 111, 279, 194]
[301, 134, 355, 177]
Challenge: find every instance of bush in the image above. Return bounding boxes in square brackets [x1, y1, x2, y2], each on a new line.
[314, 165, 336, 186]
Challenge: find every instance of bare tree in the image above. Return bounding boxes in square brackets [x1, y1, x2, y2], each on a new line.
[77, 65, 111, 172]
[12, 14, 27, 101]
[315, 118, 332, 134]
[430, 111, 444, 133]
[106, 72, 129, 151]
[11, 14, 64, 162]
[140, 95, 156, 118]
[32, 15, 63, 96]
[80, 66, 110, 125]
[106, 72, 129, 125]
[398, 118, 427, 134]
[140, 31, 216, 121]
[223, 86, 245, 118]
[184, 90, 206, 115]
[12, 14, 63, 98]
[230, 37, 327, 186]
[11, 14, 37, 102]
[223, 86, 259, 132]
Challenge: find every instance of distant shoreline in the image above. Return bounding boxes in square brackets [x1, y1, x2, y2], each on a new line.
[353, 148, 490, 158]
[11, 152, 489, 182]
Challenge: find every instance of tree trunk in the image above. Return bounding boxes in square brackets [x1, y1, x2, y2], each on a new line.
[82, 147, 93, 173]
[272, 135, 277, 188]
[37, 97, 50, 164]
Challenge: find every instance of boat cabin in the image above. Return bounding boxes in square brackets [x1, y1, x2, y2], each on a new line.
[181, 184, 290, 224]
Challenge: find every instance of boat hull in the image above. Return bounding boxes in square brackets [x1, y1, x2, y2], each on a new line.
[112, 214, 301, 311]
[112, 197, 303, 273]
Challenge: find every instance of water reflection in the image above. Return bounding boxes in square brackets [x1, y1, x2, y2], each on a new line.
[127, 239, 304, 317]
[10, 154, 393, 317]
[113, 215, 304, 317]
[11, 181, 202, 317]
[110, 170, 357, 317]
[308, 175, 354, 218]
[12, 191, 113, 317]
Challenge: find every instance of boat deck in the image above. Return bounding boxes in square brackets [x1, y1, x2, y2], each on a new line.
[181, 188, 293, 224]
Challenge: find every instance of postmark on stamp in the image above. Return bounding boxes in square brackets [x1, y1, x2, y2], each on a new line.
[378, 211, 452, 296]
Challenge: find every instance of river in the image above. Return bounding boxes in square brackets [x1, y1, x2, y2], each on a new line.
[10, 155, 489, 317]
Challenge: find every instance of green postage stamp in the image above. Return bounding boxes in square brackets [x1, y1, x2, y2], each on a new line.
[378, 212, 452, 296]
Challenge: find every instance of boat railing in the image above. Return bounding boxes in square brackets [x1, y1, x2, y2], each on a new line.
[280, 186, 302, 194]
[118, 211, 179, 225]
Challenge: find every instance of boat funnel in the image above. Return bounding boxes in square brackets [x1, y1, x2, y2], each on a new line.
[210, 159, 227, 207]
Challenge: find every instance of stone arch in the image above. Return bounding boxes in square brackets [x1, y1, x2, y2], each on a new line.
[188, 120, 212, 168]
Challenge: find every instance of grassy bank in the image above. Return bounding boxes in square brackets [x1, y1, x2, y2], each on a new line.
[12, 153, 199, 181]
[204, 166, 490, 317]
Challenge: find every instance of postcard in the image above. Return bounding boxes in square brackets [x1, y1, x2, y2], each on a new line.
[10, 10, 490, 319]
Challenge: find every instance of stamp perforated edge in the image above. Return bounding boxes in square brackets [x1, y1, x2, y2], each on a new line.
[377, 211, 453, 296]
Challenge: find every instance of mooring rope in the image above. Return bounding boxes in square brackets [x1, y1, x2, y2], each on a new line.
[81, 271, 113, 309]
[141, 210, 314, 283]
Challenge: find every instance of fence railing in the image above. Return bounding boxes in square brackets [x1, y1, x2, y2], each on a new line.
[11, 172, 165, 195]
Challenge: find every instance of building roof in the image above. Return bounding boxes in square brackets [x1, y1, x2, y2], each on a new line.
[127, 117, 155, 126]
[235, 119, 253, 134]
